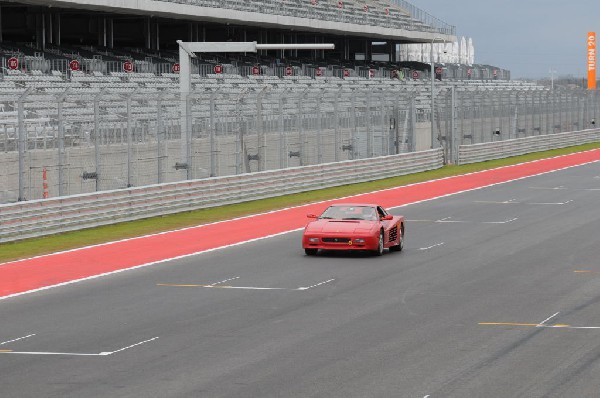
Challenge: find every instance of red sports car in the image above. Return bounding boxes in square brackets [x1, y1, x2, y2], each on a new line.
[302, 204, 405, 256]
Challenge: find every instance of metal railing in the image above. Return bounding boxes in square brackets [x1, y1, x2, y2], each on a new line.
[0, 149, 443, 242]
[457, 129, 600, 165]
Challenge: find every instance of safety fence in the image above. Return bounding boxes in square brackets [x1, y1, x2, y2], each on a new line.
[0, 87, 419, 203]
[0, 149, 443, 243]
[2, 84, 600, 203]
[457, 128, 600, 165]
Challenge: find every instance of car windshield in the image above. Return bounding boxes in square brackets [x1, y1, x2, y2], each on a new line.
[320, 206, 378, 221]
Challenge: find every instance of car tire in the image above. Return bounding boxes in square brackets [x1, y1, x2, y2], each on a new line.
[373, 230, 384, 256]
[390, 224, 404, 252]
[305, 248, 318, 256]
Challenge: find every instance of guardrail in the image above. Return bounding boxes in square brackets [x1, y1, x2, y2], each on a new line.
[457, 129, 600, 165]
[0, 149, 443, 243]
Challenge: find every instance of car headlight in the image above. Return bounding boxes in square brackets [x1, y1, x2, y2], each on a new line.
[308, 237, 320, 243]
[354, 238, 366, 243]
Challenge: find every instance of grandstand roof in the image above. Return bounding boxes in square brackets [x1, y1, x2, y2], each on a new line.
[17, 0, 455, 42]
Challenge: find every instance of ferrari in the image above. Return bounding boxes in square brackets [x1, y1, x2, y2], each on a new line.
[302, 204, 405, 256]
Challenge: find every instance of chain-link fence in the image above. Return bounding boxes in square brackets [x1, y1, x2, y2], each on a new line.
[1, 85, 599, 204]
[0, 87, 418, 203]
[432, 86, 600, 164]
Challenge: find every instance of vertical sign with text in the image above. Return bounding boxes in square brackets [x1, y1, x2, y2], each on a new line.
[588, 32, 596, 90]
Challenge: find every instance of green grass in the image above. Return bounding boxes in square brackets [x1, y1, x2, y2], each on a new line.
[2, 142, 600, 263]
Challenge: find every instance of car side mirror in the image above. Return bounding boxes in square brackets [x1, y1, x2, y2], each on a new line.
[382, 215, 393, 220]
[307, 214, 318, 219]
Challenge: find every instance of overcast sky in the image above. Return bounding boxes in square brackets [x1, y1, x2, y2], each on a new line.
[414, 0, 599, 79]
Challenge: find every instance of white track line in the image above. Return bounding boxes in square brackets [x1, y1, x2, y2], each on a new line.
[537, 312, 560, 327]
[0, 337, 159, 357]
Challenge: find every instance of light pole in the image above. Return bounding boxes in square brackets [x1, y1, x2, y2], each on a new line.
[430, 37, 444, 148]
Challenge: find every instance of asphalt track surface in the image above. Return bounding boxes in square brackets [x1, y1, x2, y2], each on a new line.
[3, 155, 600, 397]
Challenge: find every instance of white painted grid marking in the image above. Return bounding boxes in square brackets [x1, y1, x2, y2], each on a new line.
[0, 334, 35, 346]
[537, 312, 560, 327]
[0, 337, 159, 357]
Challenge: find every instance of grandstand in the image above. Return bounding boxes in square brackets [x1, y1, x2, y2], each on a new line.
[2, 0, 584, 204]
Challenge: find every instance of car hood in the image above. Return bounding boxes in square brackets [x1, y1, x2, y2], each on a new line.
[306, 220, 377, 233]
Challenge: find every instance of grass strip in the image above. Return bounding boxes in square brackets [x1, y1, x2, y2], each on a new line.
[2, 142, 600, 263]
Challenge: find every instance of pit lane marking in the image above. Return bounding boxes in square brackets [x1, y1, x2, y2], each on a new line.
[157, 278, 336, 291]
[0, 337, 159, 356]
[574, 270, 600, 274]
[1, 334, 35, 346]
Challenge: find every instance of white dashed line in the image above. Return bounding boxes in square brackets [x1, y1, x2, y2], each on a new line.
[297, 279, 336, 291]
[0, 334, 36, 346]
[419, 242, 445, 251]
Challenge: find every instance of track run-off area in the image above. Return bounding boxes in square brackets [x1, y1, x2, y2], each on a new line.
[2, 148, 600, 397]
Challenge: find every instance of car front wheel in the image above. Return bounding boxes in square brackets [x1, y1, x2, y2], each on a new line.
[373, 231, 384, 256]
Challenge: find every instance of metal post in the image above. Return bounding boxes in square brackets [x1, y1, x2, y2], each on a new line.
[93, 90, 102, 191]
[450, 86, 456, 164]
[257, 86, 269, 171]
[186, 93, 193, 179]
[334, 88, 342, 162]
[317, 89, 323, 164]
[17, 89, 31, 201]
[156, 93, 163, 183]
[430, 37, 443, 149]
[126, 93, 133, 187]
[278, 92, 286, 169]
[179, 43, 191, 179]
[209, 92, 217, 176]
[366, 90, 373, 158]
[350, 91, 357, 160]
[57, 92, 66, 196]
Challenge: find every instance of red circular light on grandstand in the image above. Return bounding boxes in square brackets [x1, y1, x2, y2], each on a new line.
[69, 60, 80, 71]
[315, 68, 322, 77]
[172, 63, 180, 73]
[343, 69, 350, 78]
[7, 57, 18, 70]
[363, 4, 368, 12]
[338, 1, 343, 8]
[214, 64, 223, 74]
[252, 65, 260, 75]
[123, 61, 134, 73]
[412, 70, 419, 80]
[285, 66, 293, 76]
